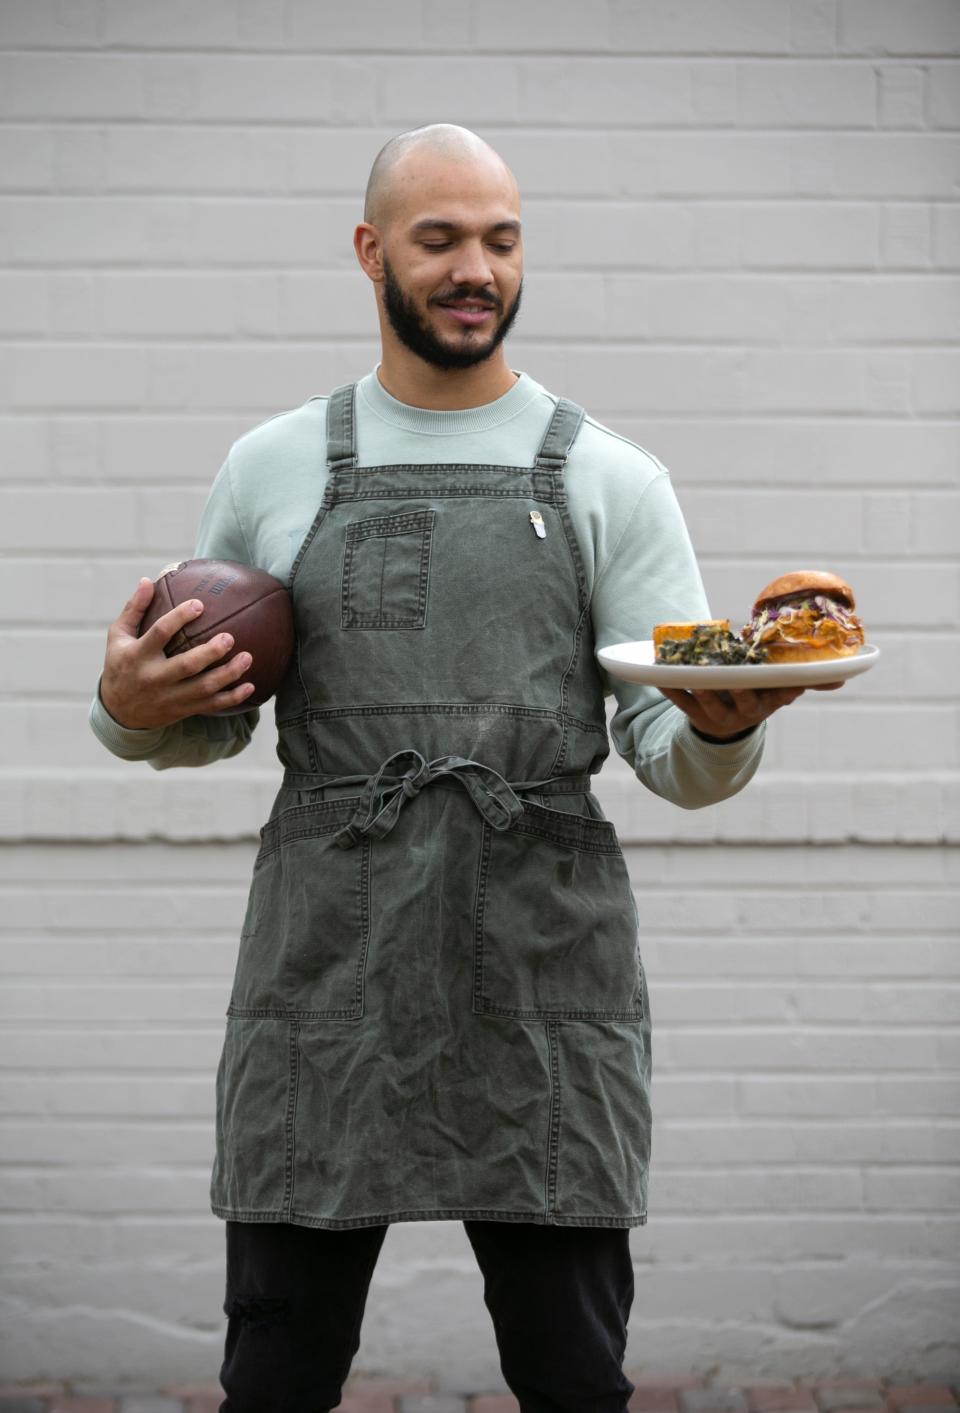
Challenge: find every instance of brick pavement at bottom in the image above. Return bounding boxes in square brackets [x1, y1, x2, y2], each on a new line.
[0, 1378, 958, 1413]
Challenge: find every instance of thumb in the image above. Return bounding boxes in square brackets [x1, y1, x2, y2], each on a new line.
[112, 578, 156, 639]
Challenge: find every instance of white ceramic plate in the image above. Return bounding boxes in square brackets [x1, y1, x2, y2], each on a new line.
[596, 641, 880, 690]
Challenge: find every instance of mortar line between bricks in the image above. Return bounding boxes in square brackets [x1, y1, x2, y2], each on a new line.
[8, 334, 960, 347]
[5, 46, 960, 58]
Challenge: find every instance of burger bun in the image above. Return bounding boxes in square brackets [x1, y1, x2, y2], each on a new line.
[763, 639, 861, 664]
[753, 569, 856, 614]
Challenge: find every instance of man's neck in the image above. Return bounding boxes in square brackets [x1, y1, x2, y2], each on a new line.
[376, 356, 519, 410]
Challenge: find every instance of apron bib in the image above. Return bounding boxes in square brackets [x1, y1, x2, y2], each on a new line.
[210, 385, 652, 1228]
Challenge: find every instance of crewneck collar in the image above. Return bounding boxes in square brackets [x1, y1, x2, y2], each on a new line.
[357, 364, 543, 435]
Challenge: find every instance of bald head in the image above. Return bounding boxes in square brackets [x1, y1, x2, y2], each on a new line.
[364, 124, 518, 230]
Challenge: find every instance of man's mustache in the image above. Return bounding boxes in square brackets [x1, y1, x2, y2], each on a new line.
[433, 290, 500, 310]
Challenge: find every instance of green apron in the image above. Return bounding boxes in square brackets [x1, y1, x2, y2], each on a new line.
[210, 384, 652, 1229]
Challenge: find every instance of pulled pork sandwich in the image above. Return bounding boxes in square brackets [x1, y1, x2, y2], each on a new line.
[740, 570, 865, 663]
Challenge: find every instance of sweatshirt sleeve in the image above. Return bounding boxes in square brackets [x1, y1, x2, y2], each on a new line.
[87, 452, 262, 770]
[591, 467, 765, 809]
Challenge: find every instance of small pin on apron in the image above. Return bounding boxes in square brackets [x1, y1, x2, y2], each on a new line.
[529, 510, 546, 539]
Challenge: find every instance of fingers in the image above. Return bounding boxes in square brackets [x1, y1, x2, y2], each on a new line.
[658, 686, 726, 735]
[692, 687, 803, 715]
[739, 686, 806, 711]
[100, 578, 261, 727]
[188, 648, 253, 697]
[111, 578, 156, 640]
[172, 632, 256, 711]
[193, 676, 258, 716]
[139, 595, 206, 654]
[659, 684, 808, 739]
[170, 631, 243, 681]
[693, 688, 758, 732]
[660, 674, 844, 742]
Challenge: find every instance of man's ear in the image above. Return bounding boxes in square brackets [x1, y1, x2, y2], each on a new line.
[354, 223, 385, 283]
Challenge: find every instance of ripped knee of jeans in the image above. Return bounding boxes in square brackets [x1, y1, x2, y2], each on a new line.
[226, 1294, 290, 1331]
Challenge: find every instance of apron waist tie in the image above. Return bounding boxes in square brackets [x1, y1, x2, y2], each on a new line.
[284, 750, 591, 850]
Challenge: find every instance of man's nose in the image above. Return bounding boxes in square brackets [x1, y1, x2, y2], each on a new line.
[449, 241, 495, 289]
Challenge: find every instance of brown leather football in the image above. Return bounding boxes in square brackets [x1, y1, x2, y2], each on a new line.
[138, 558, 294, 715]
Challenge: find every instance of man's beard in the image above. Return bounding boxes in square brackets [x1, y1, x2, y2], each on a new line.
[381, 256, 523, 371]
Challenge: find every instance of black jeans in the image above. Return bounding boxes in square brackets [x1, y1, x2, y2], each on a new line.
[219, 1218, 636, 1413]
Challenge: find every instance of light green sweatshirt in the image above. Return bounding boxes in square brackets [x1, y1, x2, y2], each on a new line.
[89, 366, 764, 804]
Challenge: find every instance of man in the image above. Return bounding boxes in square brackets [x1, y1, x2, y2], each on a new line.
[91, 124, 821, 1412]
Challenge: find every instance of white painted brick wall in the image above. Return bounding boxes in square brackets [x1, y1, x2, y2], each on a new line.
[2, 839, 958, 1385]
[1, 0, 957, 1388]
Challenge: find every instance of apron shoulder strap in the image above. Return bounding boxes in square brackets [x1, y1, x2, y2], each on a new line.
[533, 396, 586, 470]
[326, 383, 585, 472]
[325, 382, 358, 470]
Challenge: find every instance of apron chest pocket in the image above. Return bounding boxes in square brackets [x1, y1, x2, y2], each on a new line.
[473, 805, 644, 1023]
[228, 801, 371, 1020]
[341, 509, 435, 630]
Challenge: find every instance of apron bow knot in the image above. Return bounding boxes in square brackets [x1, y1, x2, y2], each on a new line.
[334, 748, 526, 850]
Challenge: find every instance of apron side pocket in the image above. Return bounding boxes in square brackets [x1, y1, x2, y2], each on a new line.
[228, 800, 371, 1020]
[473, 805, 644, 1023]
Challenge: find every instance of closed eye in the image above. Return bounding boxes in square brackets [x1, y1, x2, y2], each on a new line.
[421, 242, 516, 252]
